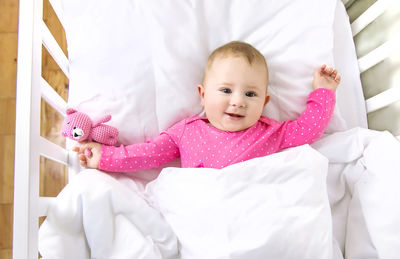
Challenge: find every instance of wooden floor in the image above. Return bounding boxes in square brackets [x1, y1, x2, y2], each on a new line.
[0, 0, 18, 257]
[0, 0, 68, 258]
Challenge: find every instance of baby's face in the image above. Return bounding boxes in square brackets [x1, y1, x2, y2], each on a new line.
[198, 56, 269, 132]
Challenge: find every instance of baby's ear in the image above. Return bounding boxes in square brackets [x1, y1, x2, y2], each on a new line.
[197, 84, 205, 106]
[264, 94, 270, 107]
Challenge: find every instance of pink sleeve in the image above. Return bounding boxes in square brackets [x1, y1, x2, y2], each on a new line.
[99, 133, 180, 172]
[279, 88, 336, 149]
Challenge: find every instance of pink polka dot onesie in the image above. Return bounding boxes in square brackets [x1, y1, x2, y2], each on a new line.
[99, 88, 335, 172]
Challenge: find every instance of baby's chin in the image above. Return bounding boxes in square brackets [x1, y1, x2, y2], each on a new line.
[208, 120, 253, 132]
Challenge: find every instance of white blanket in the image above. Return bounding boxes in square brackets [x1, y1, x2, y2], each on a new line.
[39, 170, 179, 259]
[312, 128, 400, 259]
[39, 129, 400, 259]
[147, 145, 333, 259]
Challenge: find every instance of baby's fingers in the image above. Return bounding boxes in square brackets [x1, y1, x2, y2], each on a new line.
[335, 75, 341, 84]
[331, 69, 338, 79]
[326, 67, 334, 75]
[79, 154, 88, 167]
[72, 141, 88, 153]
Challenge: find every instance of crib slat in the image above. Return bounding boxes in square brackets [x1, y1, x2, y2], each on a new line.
[341, 0, 350, 6]
[351, 0, 393, 37]
[39, 136, 68, 165]
[366, 87, 400, 114]
[41, 20, 69, 78]
[48, 0, 65, 27]
[67, 148, 83, 178]
[357, 38, 398, 73]
[39, 197, 56, 217]
[41, 77, 67, 117]
[342, 0, 356, 8]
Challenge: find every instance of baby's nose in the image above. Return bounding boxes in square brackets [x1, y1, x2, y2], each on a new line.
[230, 93, 246, 107]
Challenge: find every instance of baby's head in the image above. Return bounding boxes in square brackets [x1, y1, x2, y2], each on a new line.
[198, 41, 270, 132]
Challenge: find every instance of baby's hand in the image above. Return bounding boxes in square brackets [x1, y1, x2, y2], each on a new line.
[72, 142, 101, 169]
[312, 64, 341, 92]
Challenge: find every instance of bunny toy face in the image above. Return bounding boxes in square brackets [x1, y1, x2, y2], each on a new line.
[61, 109, 92, 142]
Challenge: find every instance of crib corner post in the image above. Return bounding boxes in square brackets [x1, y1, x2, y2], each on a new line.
[13, 0, 44, 258]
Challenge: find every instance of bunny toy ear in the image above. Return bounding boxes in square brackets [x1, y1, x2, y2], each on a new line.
[66, 108, 77, 115]
[93, 114, 112, 127]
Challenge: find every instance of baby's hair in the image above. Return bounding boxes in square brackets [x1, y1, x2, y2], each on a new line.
[202, 41, 268, 85]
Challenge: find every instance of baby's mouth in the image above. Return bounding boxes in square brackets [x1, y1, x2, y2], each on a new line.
[226, 112, 244, 118]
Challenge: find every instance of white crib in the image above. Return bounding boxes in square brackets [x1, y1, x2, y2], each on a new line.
[13, 0, 400, 258]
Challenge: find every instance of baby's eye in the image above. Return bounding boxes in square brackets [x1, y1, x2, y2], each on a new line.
[220, 88, 232, 94]
[245, 91, 257, 97]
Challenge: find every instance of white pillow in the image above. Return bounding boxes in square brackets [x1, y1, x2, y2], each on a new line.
[146, 145, 333, 259]
[62, 0, 159, 144]
[140, 0, 346, 132]
[59, 0, 359, 145]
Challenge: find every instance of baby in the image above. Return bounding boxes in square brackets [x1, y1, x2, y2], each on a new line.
[74, 41, 340, 171]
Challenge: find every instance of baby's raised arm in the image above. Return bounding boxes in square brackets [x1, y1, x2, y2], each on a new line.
[312, 64, 341, 92]
[278, 65, 339, 149]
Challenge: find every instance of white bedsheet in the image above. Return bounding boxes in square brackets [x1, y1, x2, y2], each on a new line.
[39, 128, 400, 259]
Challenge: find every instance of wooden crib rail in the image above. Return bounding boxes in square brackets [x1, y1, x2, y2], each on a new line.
[13, 0, 73, 258]
[41, 77, 67, 117]
[41, 21, 69, 79]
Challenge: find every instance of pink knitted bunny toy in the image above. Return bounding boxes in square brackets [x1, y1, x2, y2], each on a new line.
[61, 108, 119, 146]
